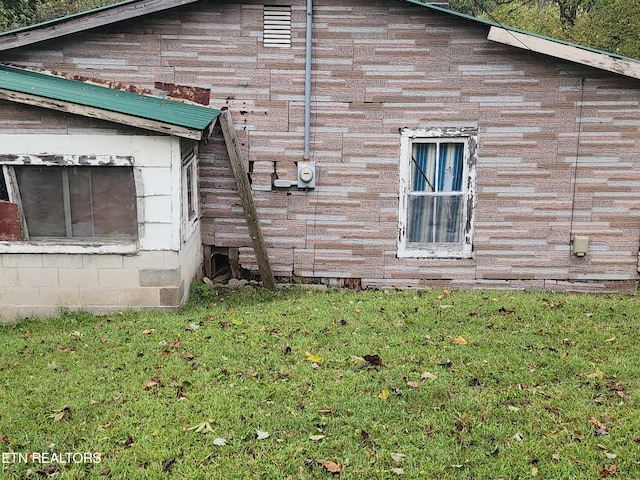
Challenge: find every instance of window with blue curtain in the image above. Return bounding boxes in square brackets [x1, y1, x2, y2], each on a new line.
[407, 141, 465, 244]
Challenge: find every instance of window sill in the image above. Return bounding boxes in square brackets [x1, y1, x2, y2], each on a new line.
[0, 241, 138, 255]
[397, 245, 472, 259]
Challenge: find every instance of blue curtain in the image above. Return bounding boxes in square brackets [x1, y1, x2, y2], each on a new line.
[408, 142, 464, 243]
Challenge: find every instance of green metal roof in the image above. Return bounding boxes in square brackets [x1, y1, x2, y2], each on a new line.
[0, 64, 220, 136]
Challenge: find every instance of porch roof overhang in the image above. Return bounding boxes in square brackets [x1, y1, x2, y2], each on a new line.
[0, 64, 220, 140]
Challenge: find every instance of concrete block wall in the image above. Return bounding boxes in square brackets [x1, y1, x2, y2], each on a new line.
[0, 128, 203, 321]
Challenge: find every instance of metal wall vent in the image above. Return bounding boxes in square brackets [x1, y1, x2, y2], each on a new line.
[263, 6, 291, 47]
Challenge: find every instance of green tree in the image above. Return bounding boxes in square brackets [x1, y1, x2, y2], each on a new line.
[572, 0, 640, 58]
[0, 0, 38, 31]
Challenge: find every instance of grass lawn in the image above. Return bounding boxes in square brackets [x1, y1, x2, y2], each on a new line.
[1, 286, 640, 479]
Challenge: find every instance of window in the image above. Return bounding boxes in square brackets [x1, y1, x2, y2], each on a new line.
[398, 128, 477, 258]
[181, 139, 199, 240]
[1, 160, 137, 242]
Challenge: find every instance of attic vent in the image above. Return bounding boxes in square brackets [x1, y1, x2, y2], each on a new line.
[263, 6, 291, 47]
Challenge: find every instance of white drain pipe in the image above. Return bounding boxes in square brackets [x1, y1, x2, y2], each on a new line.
[303, 0, 312, 160]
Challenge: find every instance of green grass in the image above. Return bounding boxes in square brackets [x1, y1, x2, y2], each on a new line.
[1, 286, 640, 478]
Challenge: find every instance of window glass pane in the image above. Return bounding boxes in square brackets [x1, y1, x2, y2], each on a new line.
[411, 142, 464, 193]
[407, 195, 464, 244]
[411, 143, 436, 192]
[89, 167, 137, 237]
[186, 162, 195, 219]
[437, 143, 464, 192]
[68, 168, 93, 237]
[15, 166, 136, 239]
[15, 167, 66, 237]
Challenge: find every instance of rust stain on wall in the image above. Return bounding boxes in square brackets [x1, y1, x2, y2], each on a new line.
[154, 82, 211, 106]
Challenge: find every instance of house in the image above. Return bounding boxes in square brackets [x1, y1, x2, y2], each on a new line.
[1, 0, 640, 321]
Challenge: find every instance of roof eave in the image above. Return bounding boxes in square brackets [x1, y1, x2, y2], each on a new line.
[487, 26, 640, 81]
[0, 0, 201, 52]
[0, 87, 215, 140]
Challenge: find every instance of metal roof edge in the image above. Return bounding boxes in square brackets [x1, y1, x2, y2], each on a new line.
[0, 64, 221, 140]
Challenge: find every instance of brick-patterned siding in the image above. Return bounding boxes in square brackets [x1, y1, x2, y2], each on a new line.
[1, 0, 640, 292]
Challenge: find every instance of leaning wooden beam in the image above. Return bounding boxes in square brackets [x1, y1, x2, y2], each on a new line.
[219, 109, 276, 290]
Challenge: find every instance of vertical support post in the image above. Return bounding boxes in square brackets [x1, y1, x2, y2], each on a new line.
[219, 109, 276, 290]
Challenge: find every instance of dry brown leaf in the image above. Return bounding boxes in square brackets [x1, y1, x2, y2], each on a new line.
[363, 354, 384, 366]
[451, 336, 468, 345]
[142, 378, 159, 390]
[599, 464, 617, 477]
[142, 329, 155, 335]
[320, 460, 343, 474]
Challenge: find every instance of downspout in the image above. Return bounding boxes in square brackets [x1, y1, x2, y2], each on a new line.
[303, 0, 313, 160]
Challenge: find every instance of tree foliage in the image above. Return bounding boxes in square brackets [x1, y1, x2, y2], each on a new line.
[0, 0, 111, 31]
[450, 0, 640, 59]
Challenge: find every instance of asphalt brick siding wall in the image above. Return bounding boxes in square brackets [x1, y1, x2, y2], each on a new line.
[1, 0, 640, 292]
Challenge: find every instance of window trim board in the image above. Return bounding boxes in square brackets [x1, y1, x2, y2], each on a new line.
[398, 127, 477, 259]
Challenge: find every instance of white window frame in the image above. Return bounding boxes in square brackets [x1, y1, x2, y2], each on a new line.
[398, 127, 477, 259]
[181, 141, 199, 242]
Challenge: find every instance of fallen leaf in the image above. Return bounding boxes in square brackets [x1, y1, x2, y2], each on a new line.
[37, 466, 60, 476]
[170, 339, 181, 348]
[99, 468, 111, 476]
[421, 372, 438, 380]
[219, 321, 233, 328]
[320, 460, 343, 474]
[161, 457, 175, 472]
[402, 376, 420, 389]
[213, 438, 227, 446]
[142, 378, 159, 390]
[309, 434, 325, 441]
[305, 352, 324, 363]
[49, 406, 72, 422]
[187, 421, 214, 433]
[256, 430, 270, 440]
[451, 336, 468, 345]
[513, 432, 523, 442]
[363, 354, 384, 366]
[392, 467, 405, 475]
[599, 464, 617, 477]
[142, 329, 155, 335]
[591, 417, 609, 435]
[391, 453, 407, 462]
[586, 368, 605, 380]
[377, 389, 389, 399]
[185, 322, 200, 331]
